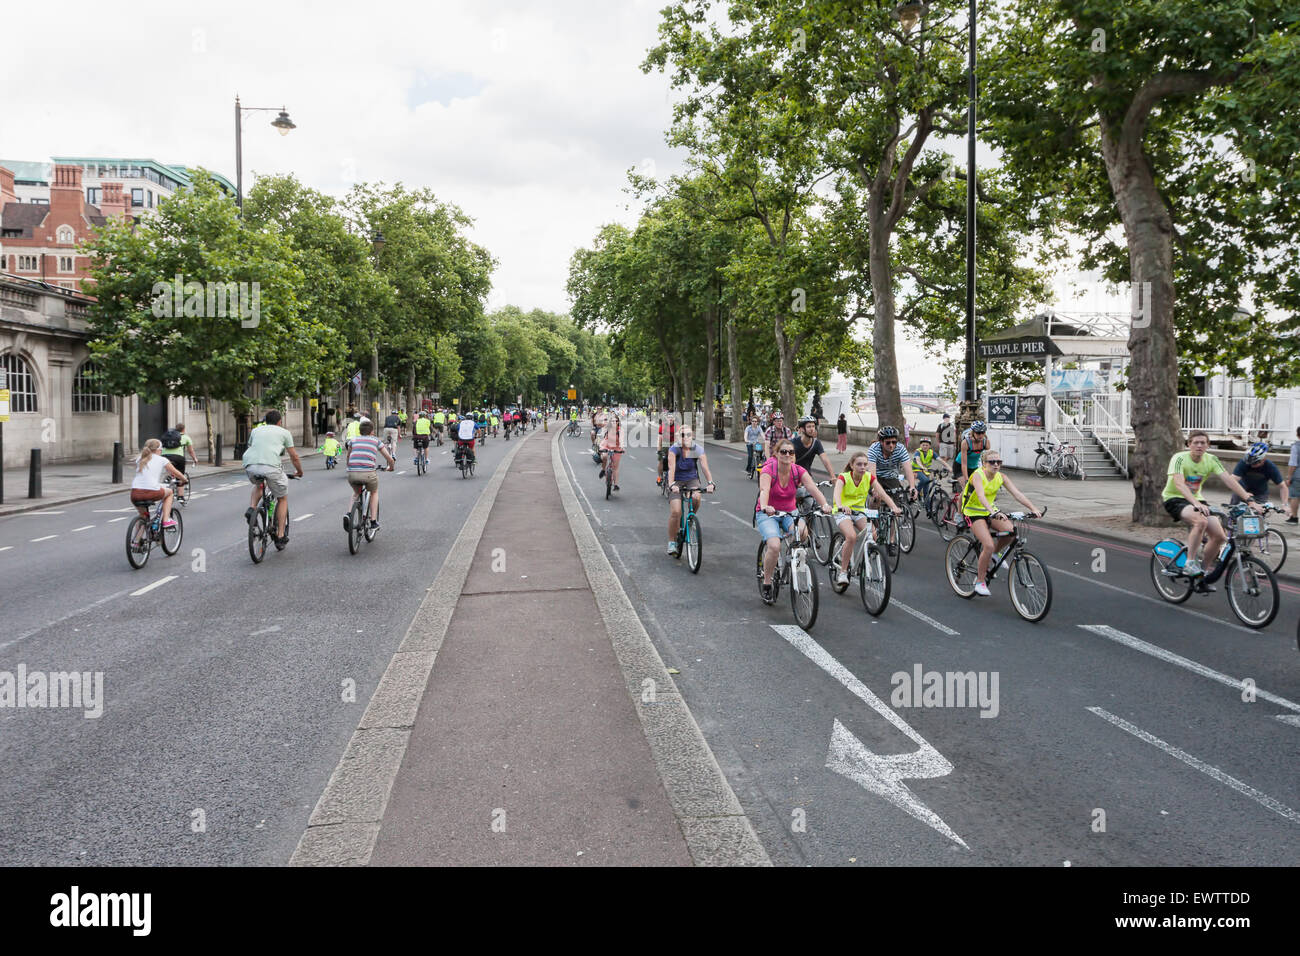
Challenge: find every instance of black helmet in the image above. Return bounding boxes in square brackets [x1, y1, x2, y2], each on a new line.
[971, 420, 987, 433]
[877, 425, 899, 439]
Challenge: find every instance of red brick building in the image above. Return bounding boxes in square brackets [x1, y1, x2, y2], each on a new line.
[0, 164, 131, 292]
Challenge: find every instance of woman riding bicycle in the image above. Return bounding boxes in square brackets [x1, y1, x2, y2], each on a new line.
[598, 413, 625, 490]
[756, 438, 831, 602]
[960, 449, 1041, 596]
[831, 451, 900, 587]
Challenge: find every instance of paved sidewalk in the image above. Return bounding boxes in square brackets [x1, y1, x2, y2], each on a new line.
[697, 431, 1300, 583]
[365, 432, 698, 865]
[0, 446, 321, 517]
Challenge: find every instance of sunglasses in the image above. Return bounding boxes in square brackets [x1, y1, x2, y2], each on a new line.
[777, 449, 795, 455]
[881, 439, 897, 445]
[986, 459, 1003, 465]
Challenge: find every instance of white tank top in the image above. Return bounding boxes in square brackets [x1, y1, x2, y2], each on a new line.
[131, 455, 167, 491]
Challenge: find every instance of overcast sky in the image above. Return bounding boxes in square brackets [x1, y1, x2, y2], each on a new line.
[4, 0, 1123, 391]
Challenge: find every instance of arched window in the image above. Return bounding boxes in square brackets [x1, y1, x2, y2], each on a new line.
[73, 360, 112, 413]
[0, 353, 37, 412]
[56, 225, 75, 245]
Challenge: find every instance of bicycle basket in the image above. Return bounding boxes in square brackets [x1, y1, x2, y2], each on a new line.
[1237, 515, 1265, 538]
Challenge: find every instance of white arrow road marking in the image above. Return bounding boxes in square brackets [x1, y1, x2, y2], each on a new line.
[771, 624, 969, 849]
[71, 525, 95, 532]
[1080, 624, 1300, 717]
[892, 600, 960, 636]
[293, 514, 313, 522]
[30, 535, 57, 542]
[131, 574, 177, 597]
[1277, 715, 1300, 727]
[1088, 707, 1300, 826]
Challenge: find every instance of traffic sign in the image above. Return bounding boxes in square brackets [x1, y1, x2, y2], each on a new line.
[0, 388, 9, 422]
[567, 388, 577, 400]
[430, 392, 440, 400]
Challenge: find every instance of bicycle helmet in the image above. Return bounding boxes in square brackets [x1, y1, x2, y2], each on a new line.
[877, 425, 899, 439]
[970, 420, 987, 433]
[798, 415, 817, 427]
[1245, 441, 1270, 464]
[773, 411, 784, 420]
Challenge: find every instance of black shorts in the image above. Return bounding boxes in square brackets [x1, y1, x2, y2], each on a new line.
[413, 436, 430, 448]
[163, 453, 187, 473]
[1164, 497, 1197, 521]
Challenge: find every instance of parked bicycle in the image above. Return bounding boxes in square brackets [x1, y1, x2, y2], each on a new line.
[755, 510, 820, 629]
[1034, 440, 1085, 480]
[125, 489, 185, 569]
[1150, 503, 1279, 628]
[945, 509, 1053, 622]
[827, 508, 892, 616]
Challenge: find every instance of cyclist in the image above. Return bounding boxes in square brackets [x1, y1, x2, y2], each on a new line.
[911, 437, 941, 501]
[599, 412, 626, 490]
[657, 413, 678, 486]
[792, 416, 836, 481]
[455, 414, 478, 466]
[432, 408, 446, 442]
[1162, 430, 1265, 582]
[318, 431, 342, 467]
[744, 414, 765, 474]
[590, 406, 606, 445]
[764, 411, 791, 460]
[344, 413, 363, 450]
[346, 419, 396, 531]
[960, 449, 1041, 596]
[412, 411, 433, 465]
[490, 410, 500, 437]
[398, 408, 408, 438]
[160, 422, 199, 478]
[383, 410, 401, 454]
[831, 450, 900, 587]
[130, 437, 186, 529]
[756, 437, 832, 602]
[242, 409, 303, 550]
[958, 420, 989, 485]
[666, 426, 716, 556]
[867, 425, 919, 503]
[1230, 441, 1288, 507]
[936, 413, 957, 470]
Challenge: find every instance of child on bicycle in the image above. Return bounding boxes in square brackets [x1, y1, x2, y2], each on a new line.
[318, 432, 342, 467]
[960, 449, 1041, 596]
[130, 438, 186, 528]
[346, 420, 395, 530]
[831, 451, 901, 587]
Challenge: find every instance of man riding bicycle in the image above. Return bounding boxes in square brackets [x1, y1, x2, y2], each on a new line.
[1230, 441, 1289, 508]
[455, 415, 478, 465]
[598, 413, 625, 490]
[383, 410, 401, 453]
[867, 425, 919, 504]
[242, 409, 303, 549]
[412, 411, 433, 464]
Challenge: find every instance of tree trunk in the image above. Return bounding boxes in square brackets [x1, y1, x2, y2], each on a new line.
[203, 391, 214, 463]
[868, 213, 903, 435]
[301, 393, 311, 447]
[727, 311, 743, 441]
[774, 312, 797, 424]
[407, 367, 416, 422]
[681, 360, 694, 433]
[703, 307, 717, 437]
[1099, 115, 1181, 525]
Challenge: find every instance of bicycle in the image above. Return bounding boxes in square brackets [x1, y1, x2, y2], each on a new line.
[1221, 501, 1287, 574]
[344, 478, 383, 554]
[454, 442, 476, 479]
[248, 474, 298, 564]
[1033, 440, 1085, 480]
[754, 510, 820, 629]
[797, 481, 836, 566]
[827, 509, 892, 616]
[413, 440, 429, 476]
[566, 419, 580, 438]
[887, 483, 920, 557]
[125, 491, 185, 569]
[746, 440, 766, 479]
[165, 472, 190, 508]
[945, 509, 1053, 622]
[873, 490, 905, 572]
[1150, 503, 1279, 628]
[669, 486, 710, 573]
[603, 449, 624, 499]
[933, 475, 967, 542]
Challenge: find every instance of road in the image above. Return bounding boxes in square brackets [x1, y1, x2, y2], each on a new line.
[555, 427, 1300, 866]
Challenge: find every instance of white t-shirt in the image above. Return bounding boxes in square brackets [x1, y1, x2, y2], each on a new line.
[457, 419, 477, 441]
[131, 454, 168, 491]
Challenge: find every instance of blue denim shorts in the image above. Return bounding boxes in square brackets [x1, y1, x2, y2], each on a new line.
[755, 512, 795, 541]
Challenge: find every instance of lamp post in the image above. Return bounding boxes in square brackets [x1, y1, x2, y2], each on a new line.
[714, 308, 725, 439]
[234, 95, 296, 210]
[963, 0, 978, 414]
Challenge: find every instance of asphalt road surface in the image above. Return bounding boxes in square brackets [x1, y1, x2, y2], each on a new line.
[555, 427, 1300, 866]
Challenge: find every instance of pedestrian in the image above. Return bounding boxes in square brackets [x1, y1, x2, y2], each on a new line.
[937, 413, 957, 469]
[1286, 426, 1300, 524]
[836, 412, 848, 453]
[903, 418, 913, 449]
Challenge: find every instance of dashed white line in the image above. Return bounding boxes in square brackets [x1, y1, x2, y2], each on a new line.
[293, 513, 313, 522]
[20, 510, 65, 515]
[188, 493, 207, 499]
[720, 509, 752, 528]
[131, 574, 178, 597]
[0, 546, 12, 553]
[892, 600, 960, 636]
[71, 525, 95, 532]
[30, 535, 57, 543]
[108, 517, 129, 523]
[1088, 706, 1300, 826]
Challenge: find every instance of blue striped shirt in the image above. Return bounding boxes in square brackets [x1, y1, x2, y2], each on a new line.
[347, 436, 383, 471]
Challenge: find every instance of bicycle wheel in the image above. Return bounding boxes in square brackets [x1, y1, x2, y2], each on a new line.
[606, 466, 612, 500]
[1034, 454, 1051, 478]
[810, 512, 833, 566]
[755, 540, 778, 604]
[859, 541, 891, 616]
[347, 499, 363, 554]
[1149, 553, 1194, 603]
[1061, 454, 1081, 480]
[125, 516, 151, 569]
[929, 490, 948, 529]
[883, 515, 901, 572]
[944, 535, 978, 598]
[161, 509, 184, 556]
[248, 507, 268, 563]
[938, 498, 961, 542]
[1244, 528, 1286, 575]
[899, 508, 916, 553]
[1007, 550, 1053, 622]
[685, 514, 702, 573]
[1225, 554, 1279, 629]
[827, 532, 849, 593]
[363, 502, 378, 542]
[790, 550, 819, 630]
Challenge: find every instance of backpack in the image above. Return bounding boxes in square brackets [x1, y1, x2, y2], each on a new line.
[162, 428, 183, 449]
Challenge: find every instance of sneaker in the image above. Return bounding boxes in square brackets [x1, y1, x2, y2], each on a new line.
[162, 519, 177, 528]
[599, 468, 605, 478]
[667, 543, 679, 557]
[1194, 581, 1217, 593]
[244, 507, 255, 521]
[761, 583, 773, 603]
[274, 535, 288, 551]
[1286, 516, 1298, 524]
[973, 581, 991, 596]
[836, 569, 850, 586]
[369, 519, 380, 530]
[1183, 559, 1204, 577]
[613, 484, 620, 491]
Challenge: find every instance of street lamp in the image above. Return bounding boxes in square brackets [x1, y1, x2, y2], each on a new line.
[234, 95, 296, 210]
[962, 0, 978, 413]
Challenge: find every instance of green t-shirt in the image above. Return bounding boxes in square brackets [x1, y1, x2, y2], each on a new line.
[242, 424, 294, 468]
[1162, 451, 1225, 501]
[162, 434, 193, 455]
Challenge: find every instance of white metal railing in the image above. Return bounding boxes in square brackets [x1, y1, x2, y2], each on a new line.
[1087, 392, 1129, 474]
[1177, 395, 1281, 442]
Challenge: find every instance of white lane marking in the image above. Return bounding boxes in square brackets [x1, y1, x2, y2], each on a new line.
[94, 507, 136, 513]
[30, 535, 57, 543]
[293, 513, 313, 522]
[0, 546, 12, 553]
[720, 509, 752, 528]
[772, 624, 969, 849]
[131, 574, 178, 597]
[71, 525, 95, 532]
[188, 493, 207, 499]
[20, 510, 65, 515]
[892, 600, 960, 636]
[560, 438, 601, 527]
[1276, 715, 1300, 727]
[1088, 706, 1300, 826]
[397, 471, 406, 475]
[249, 625, 282, 636]
[108, 517, 129, 523]
[645, 466, 655, 472]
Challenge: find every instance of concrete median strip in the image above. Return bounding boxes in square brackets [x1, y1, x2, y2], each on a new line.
[550, 432, 771, 866]
[290, 436, 530, 867]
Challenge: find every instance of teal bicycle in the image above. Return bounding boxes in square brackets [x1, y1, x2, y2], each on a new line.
[670, 485, 711, 573]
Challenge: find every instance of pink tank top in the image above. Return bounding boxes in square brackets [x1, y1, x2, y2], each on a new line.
[758, 459, 806, 512]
